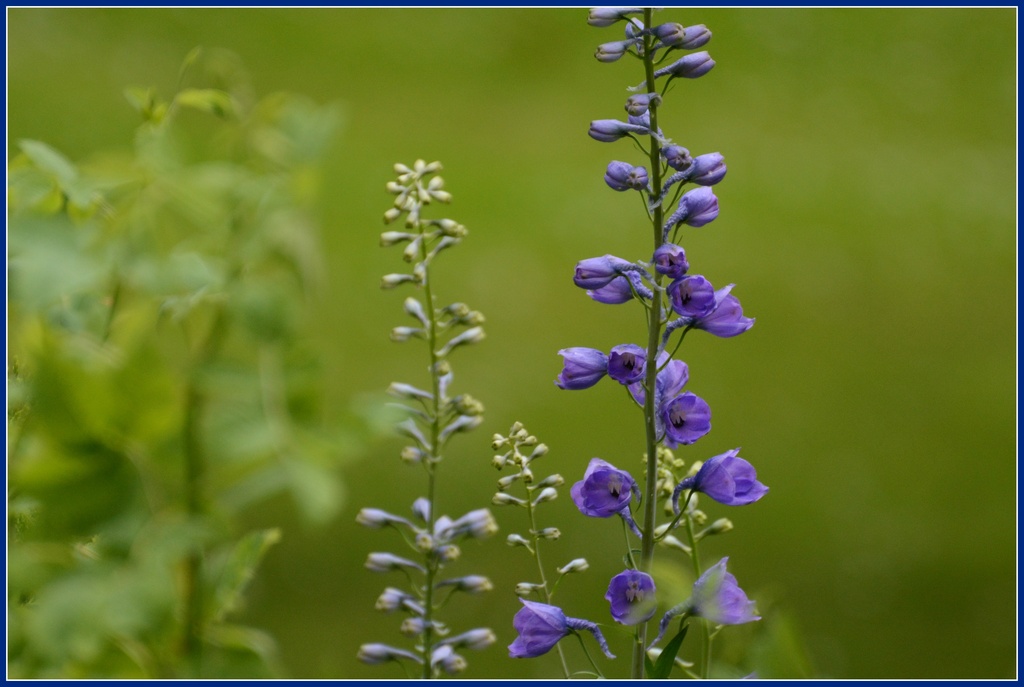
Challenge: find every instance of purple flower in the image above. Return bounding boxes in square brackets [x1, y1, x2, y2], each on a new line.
[691, 557, 760, 625]
[665, 187, 719, 231]
[654, 51, 715, 79]
[573, 254, 634, 289]
[509, 600, 615, 659]
[587, 7, 644, 27]
[589, 118, 649, 142]
[555, 347, 608, 390]
[587, 276, 634, 304]
[651, 22, 686, 46]
[661, 391, 712, 447]
[653, 243, 689, 279]
[662, 145, 693, 172]
[667, 275, 716, 318]
[595, 38, 639, 63]
[606, 569, 658, 625]
[679, 24, 712, 50]
[628, 352, 689, 408]
[687, 153, 727, 186]
[693, 284, 755, 337]
[674, 449, 768, 508]
[570, 458, 636, 518]
[604, 161, 649, 191]
[625, 92, 660, 117]
[607, 344, 647, 385]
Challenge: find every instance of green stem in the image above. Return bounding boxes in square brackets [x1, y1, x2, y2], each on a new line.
[418, 209, 443, 680]
[526, 487, 571, 678]
[634, 7, 666, 680]
[574, 631, 604, 679]
[684, 512, 712, 679]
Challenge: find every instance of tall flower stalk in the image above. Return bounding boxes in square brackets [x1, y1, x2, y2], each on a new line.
[545, 7, 766, 678]
[358, 161, 497, 678]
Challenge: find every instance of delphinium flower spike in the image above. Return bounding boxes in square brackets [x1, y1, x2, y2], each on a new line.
[540, 8, 767, 678]
[358, 161, 496, 678]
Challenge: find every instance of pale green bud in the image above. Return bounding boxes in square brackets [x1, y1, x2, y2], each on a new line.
[532, 487, 558, 506]
[557, 558, 589, 575]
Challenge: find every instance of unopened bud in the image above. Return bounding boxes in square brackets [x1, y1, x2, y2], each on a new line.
[390, 326, 424, 342]
[438, 544, 460, 562]
[529, 444, 549, 460]
[497, 474, 520, 491]
[557, 558, 589, 575]
[532, 487, 558, 506]
[492, 493, 526, 507]
[381, 273, 417, 289]
[515, 582, 544, 597]
[401, 446, 423, 463]
[534, 527, 561, 540]
[507, 533, 532, 548]
[383, 207, 402, 224]
[535, 474, 564, 489]
[697, 518, 734, 539]
[380, 230, 416, 246]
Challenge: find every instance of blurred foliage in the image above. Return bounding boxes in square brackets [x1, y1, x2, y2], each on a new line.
[7, 48, 357, 677]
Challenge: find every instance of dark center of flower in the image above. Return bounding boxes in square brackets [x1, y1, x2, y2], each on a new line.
[621, 353, 636, 370]
[626, 580, 644, 603]
[670, 408, 686, 428]
[607, 474, 623, 497]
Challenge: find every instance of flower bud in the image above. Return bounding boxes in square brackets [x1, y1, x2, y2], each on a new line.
[388, 382, 432, 401]
[390, 326, 423, 342]
[587, 6, 644, 27]
[604, 161, 649, 191]
[653, 243, 689, 279]
[652, 22, 686, 45]
[432, 645, 467, 674]
[492, 453, 509, 470]
[415, 532, 435, 553]
[438, 544, 460, 562]
[497, 474, 521, 491]
[507, 533, 532, 547]
[698, 518, 734, 539]
[436, 575, 494, 594]
[451, 509, 498, 539]
[400, 446, 423, 463]
[376, 587, 415, 613]
[492, 493, 526, 507]
[437, 327, 485, 357]
[381, 273, 417, 289]
[588, 118, 647, 143]
[529, 443, 549, 460]
[656, 51, 715, 80]
[534, 527, 561, 540]
[380, 230, 416, 246]
[687, 153, 727, 186]
[412, 497, 431, 522]
[365, 552, 425, 573]
[515, 582, 544, 597]
[573, 254, 634, 289]
[679, 24, 711, 50]
[357, 508, 411, 529]
[625, 92, 661, 117]
[661, 145, 693, 172]
[532, 487, 558, 506]
[444, 628, 497, 651]
[400, 617, 427, 637]
[595, 38, 637, 63]
[383, 207, 403, 224]
[557, 558, 590, 575]
[358, 643, 423, 665]
[535, 474, 564, 489]
[451, 394, 485, 416]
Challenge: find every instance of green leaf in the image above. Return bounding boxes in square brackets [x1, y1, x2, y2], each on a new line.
[19, 139, 77, 186]
[210, 528, 281, 623]
[644, 654, 658, 680]
[175, 88, 235, 118]
[649, 622, 689, 679]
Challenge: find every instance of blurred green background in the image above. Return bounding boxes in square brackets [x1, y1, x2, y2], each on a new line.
[7, 7, 1016, 679]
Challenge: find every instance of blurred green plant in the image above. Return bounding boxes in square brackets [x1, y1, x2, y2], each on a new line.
[7, 48, 353, 678]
